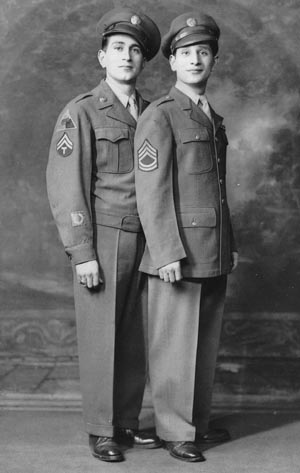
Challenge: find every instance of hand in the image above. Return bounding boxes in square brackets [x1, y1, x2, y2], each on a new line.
[158, 261, 182, 283]
[231, 251, 239, 272]
[75, 260, 103, 288]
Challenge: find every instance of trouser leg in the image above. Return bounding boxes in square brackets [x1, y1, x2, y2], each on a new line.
[73, 226, 146, 436]
[147, 275, 227, 441]
[192, 275, 227, 434]
[113, 230, 147, 429]
[147, 276, 201, 441]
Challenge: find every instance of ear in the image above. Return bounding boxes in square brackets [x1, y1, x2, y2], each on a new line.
[210, 54, 218, 73]
[169, 54, 176, 72]
[98, 49, 106, 69]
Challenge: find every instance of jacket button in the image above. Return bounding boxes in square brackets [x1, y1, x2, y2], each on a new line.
[221, 198, 225, 204]
[192, 220, 197, 226]
[195, 135, 200, 140]
[218, 158, 221, 163]
[220, 179, 223, 184]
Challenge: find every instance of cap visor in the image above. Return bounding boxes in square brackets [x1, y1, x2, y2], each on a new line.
[175, 33, 216, 50]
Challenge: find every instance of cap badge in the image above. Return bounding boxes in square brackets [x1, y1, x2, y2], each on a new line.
[186, 18, 197, 27]
[131, 15, 141, 25]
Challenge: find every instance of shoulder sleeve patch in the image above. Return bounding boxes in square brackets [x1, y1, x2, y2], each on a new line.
[56, 132, 73, 157]
[138, 139, 158, 172]
[56, 109, 77, 131]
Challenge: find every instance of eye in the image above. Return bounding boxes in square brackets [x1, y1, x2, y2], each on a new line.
[132, 47, 142, 55]
[114, 45, 123, 51]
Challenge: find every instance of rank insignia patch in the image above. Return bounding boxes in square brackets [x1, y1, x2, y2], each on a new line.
[138, 139, 158, 172]
[57, 109, 77, 131]
[56, 133, 73, 157]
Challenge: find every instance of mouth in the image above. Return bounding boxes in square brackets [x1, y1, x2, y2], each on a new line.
[188, 69, 203, 73]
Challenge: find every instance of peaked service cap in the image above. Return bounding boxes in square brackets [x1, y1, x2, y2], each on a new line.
[161, 12, 220, 58]
[97, 8, 161, 61]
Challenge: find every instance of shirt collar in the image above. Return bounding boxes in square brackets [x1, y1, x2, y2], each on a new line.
[105, 78, 137, 108]
[175, 81, 208, 106]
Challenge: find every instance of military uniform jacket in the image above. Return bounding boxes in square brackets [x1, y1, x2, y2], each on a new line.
[135, 86, 237, 278]
[47, 80, 149, 265]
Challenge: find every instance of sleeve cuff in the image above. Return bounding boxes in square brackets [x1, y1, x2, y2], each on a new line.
[66, 245, 97, 265]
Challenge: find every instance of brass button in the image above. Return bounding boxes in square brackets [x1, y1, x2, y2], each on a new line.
[220, 179, 223, 184]
[195, 135, 200, 140]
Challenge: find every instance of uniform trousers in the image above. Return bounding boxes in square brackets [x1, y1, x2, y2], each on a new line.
[73, 224, 146, 437]
[147, 274, 227, 441]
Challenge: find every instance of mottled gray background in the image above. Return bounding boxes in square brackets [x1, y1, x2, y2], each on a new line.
[0, 0, 299, 340]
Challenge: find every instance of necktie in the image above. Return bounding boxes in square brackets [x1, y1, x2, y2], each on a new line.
[198, 95, 212, 121]
[127, 96, 139, 121]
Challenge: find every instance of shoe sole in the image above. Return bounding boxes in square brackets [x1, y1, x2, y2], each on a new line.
[91, 452, 124, 462]
[169, 451, 206, 463]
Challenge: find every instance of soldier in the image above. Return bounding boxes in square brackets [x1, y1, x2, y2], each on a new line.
[46, 8, 161, 463]
[135, 12, 238, 462]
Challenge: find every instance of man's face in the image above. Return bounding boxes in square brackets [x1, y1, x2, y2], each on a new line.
[98, 34, 145, 84]
[169, 43, 216, 88]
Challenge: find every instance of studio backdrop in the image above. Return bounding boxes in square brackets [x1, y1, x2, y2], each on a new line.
[0, 0, 300, 410]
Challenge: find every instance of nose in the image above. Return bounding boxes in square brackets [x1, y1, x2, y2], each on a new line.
[122, 47, 131, 61]
[190, 51, 201, 64]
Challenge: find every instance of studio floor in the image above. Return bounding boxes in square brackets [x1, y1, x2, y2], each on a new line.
[1, 408, 300, 473]
[1, 357, 300, 472]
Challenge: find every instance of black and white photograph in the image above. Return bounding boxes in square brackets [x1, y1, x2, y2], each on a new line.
[0, 0, 299, 471]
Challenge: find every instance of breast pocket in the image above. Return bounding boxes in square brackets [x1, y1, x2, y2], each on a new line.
[95, 127, 133, 173]
[179, 128, 213, 174]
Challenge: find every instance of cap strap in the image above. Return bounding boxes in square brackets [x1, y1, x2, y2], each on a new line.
[170, 26, 218, 53]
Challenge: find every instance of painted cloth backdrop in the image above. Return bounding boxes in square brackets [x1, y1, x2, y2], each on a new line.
[0, 0, 300, 402]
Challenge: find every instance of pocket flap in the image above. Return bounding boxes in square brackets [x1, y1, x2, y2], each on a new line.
[177, 208, 216, 228]
[179, 128, 209, 143]
[95, 128, 129, 142]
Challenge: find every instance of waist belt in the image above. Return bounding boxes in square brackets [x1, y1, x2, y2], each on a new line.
[95, 211, 142, 233]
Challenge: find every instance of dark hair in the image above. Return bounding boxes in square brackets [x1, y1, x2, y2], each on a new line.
[101, 36, 108, 50]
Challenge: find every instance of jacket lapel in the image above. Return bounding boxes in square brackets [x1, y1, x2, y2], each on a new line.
[92, 80, 137, 128]
[170, 86, 213, 129]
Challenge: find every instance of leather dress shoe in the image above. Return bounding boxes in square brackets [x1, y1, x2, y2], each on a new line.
[116, 428, 162, 448]
[165, 441, 205, 462]
[197, 428, 230, 444]
[89, 435, 124, 462]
